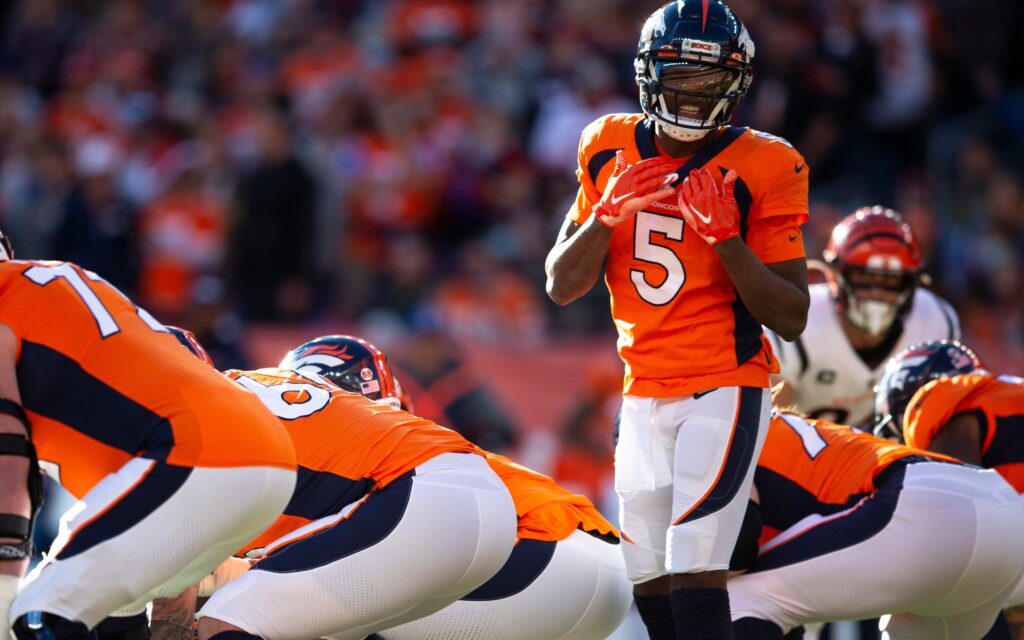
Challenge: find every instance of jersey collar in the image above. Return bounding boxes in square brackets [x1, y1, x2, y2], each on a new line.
[634, 120, 748, 186]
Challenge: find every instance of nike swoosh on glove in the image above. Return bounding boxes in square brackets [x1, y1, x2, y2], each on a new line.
[678, 168, 741, 246]
[594, 151, 678, 228]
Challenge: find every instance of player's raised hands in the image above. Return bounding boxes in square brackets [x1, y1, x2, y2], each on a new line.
[593, 151, 678, 228]
[678, 168, 741, 246]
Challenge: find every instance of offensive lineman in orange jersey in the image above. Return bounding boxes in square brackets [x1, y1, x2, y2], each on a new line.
[875, 340, 1024, 620]
[727, 412, 1024, 639]
[149, 333, 519, 640]
[0, 231, 297, 640]
[378, 452, 634, 640]
[544, 2, 809, 637]
[274, 336, 633, 640]
[875, 339, 1024, 492]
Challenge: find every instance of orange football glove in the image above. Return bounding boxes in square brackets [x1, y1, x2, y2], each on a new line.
[593, 151, 678, 228]
[678, 168, 741, 246]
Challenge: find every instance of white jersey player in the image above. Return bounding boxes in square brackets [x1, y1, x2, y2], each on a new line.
[769, 207, 959, 427]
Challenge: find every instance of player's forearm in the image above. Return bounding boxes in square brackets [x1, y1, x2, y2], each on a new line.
[714, 239, 809, 340]
[545, 217, 612, 306]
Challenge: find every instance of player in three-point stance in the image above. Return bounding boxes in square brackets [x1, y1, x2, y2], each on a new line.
[728, 410, 1024, 639]
[160, 330, 518, 640]
[0, 229, 296, 640]
[281, 335, 634, 640]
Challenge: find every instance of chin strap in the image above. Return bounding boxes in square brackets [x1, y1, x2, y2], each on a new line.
[0, 398, 41, 560]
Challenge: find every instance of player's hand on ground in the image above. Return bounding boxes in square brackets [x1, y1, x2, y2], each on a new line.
[594, 151, 678, 228]
[678, 168, 741, 246]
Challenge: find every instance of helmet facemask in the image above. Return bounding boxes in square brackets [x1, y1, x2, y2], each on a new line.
[636, 29, 754, 142]
[825, 206, 923, 338]
[834, 265, 918, 336]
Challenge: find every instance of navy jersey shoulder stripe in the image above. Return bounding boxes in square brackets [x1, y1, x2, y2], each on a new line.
[635, 119, 659, 159]
[726, 170, 754, 238]
[729, 168, 760, 365]
[669, 126, 748, 185]
[57, 461, 192, 560]
[17, 340, 174, 457]
[587, 148, 621, 185]
[732, 298, 764, 366]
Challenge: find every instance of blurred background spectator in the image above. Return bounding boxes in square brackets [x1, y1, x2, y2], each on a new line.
[3, 0, 1023, 566]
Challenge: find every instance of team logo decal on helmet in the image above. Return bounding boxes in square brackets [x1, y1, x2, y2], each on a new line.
[281, 335, 409, 410]
[873, 339, 981, 441]
[635, 0, 754, 142]
[284, 342, 355, 375]
[824, 206, 923, 336]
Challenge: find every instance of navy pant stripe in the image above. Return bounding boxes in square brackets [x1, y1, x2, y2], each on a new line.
[462, 539, 556, 601]
[676, 387, 765, 526]
[57, 460, 193, 560]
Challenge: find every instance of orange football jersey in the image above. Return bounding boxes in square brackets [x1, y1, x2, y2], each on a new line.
[569, 115, 809, 396]
[0, 260, 295, 499]
[226, 368, 481, 554]
[904, 374, 1024, 492]
[484, 452, 617, 543]
[756, 412, 953, 544]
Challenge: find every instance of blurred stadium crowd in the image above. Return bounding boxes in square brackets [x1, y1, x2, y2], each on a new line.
[2, 0, 1023, 511]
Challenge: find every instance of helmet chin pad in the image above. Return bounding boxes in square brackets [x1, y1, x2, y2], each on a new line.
[656, 119, 714, 142]
[846, 297, 899, 336]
